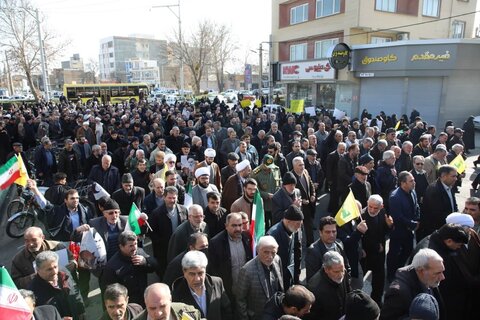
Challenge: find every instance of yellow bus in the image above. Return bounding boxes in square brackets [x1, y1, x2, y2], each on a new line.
[63, 83, 150, 104]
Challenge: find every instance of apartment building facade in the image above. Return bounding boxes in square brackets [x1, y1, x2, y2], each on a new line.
[272, 0, 480, 126]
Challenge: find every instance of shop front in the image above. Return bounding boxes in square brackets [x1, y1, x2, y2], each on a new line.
[351, 40, 480, 128]
[279, 59, 336, 109]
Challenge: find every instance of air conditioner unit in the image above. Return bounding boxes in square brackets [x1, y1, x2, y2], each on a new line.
[396, 33, 409, 41]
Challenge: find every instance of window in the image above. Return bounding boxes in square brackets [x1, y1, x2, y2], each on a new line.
[110, 62, 114, 68]
[370, 36, 392, 44]
[290, 3, 309, 25]
[316, 0, 340, 18]
[423, 0, 440, 17]
[452, 20, 465, 38]
[109, 53, 113, 58]
[290, 43, 308, 61]
[315, 38, 339, 59]
[375, 0, 396, 12]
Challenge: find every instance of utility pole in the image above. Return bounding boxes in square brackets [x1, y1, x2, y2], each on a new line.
[151, 0, 184, 97]
[258, 44, 263, 91]
[35, 8, 50, 101]
[268, 35, 274, 105]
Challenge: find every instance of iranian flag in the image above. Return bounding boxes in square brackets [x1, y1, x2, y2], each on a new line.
[250, 190, 265, 257]
[184, 181, 193, 209]
[125, 203, 146, 235]
[0, 266, 31, 320]
[0, 155, 28, 190]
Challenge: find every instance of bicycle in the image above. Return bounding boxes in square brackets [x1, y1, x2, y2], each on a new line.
[6, 188, 46, 238]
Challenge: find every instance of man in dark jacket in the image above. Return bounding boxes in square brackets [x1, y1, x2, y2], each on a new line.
[57, 138, 82, 183]
[306, 216, 350, 281]
[267, 205, 303, 290]
[44, 172, 71, 206]
[262, 285, 315, 320]
[375, 150, 398, 210]
[305, 251, 351, 320]
[148, 186, 188, 278]
[100, 283, 143, 320]
[172, 251, 233, 320]
[350, 166, 372, 208]
[326, 142, 346, 214]
[381, 248, 446, 320]
[29, 251, 85, 319]
[88, 155, 121, 194]
[336, 143, 359, 202]
[361, 195, 393, 305]
[34, 137, 57, 186]
[111, 173, 145, 216]
[100, 231, 158, 307]
[208, 212, 252, 303]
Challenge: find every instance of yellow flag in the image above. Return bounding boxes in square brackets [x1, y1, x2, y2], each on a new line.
[181, 313, 195, 320]
[394, 121, 401, 131]
[289, 100, 304, 113]
[449, 154, 466, 174]
[240, 99, 252, 108]
[335, 190, 360, 227]
[14, 154, 28, 187]
[254, 99, 262, 108]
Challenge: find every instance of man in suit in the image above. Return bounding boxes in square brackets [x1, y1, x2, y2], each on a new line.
[361, 195, 393, 305]
[143, 178, 164, 217]
[220, 129, 240, 165]
[133, 283, 201, 320]
[201, 126, 217, 150]
[166, 204, 209, 263]
[222, 159, 251, 213]
[194, 148, 222, 191]
[89, 198, 128, 261]
[112, 173, 145, 216]
[419, 165, 458, 240]
[423, 144, 447, 184]
[306, 216, 350, 281]
[326, 142, 346, 214]
[267, 205, 303, 290]
[148, 186, 188, 278]
[387, 171, 421, 282]
[34, 136, 57, 186]
[191, 167, 219, 209]
[163, 233, 209, 287]
[209, 213, 252, 303]
[291, 156, 316, 246]
[272, 172, 302, 224]
[172, 251, 233, 320]
[236, 235, 284, 320]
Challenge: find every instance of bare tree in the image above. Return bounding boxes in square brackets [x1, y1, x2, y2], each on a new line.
[0, 0, 69, 101]
[170, 20, 236, 95]
[210, 24, 237, 93]
[85, 58, 99, 84]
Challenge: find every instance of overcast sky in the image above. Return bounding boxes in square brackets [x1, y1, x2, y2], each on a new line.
[33, 0, 272, 72]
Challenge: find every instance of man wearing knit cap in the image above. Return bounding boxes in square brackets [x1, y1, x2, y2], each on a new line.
[112, 173, 145, 216]
[192, 167, 219, 209]
[267, 205, 304, 289]
[343, 289, 380, 320]
[409, 293, 439, 320]
[222, 159, 251, 212]
[272, 172, 302, 224]
[194, 148, 222, 191]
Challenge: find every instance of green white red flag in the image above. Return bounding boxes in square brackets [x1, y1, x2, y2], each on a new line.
[125, 203, 146, 235]
[250, 190, 265, 257]
[0, 155, 28, 190]
[184, 181, 193, 209]
[0, 266, 31, 319]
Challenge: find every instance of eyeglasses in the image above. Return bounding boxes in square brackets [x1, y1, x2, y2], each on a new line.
[415, 163, 424, 166]
[167, 161, 175, 164]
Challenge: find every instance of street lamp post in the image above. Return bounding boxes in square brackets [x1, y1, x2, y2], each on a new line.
[152, 0, 184, 98]
[34, 9, 50, 101]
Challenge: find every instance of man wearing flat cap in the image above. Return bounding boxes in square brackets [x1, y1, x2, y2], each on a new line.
[192, 167, 219, 209]
[221, 152, 239, 186]
[350, 166, 372, 208]
[194, 148, 222, 191]
[272, 172, 302, 224]
[267, 205, 304, 289]
[222, 159, 251, 213]
[251, 154, 282, 229]
[112, 173, 145, 216]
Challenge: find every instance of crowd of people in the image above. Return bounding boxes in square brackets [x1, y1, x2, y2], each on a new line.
[2, 97, 479, 320]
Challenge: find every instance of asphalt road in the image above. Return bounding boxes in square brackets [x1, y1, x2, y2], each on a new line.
[0, 130, 478, 318]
